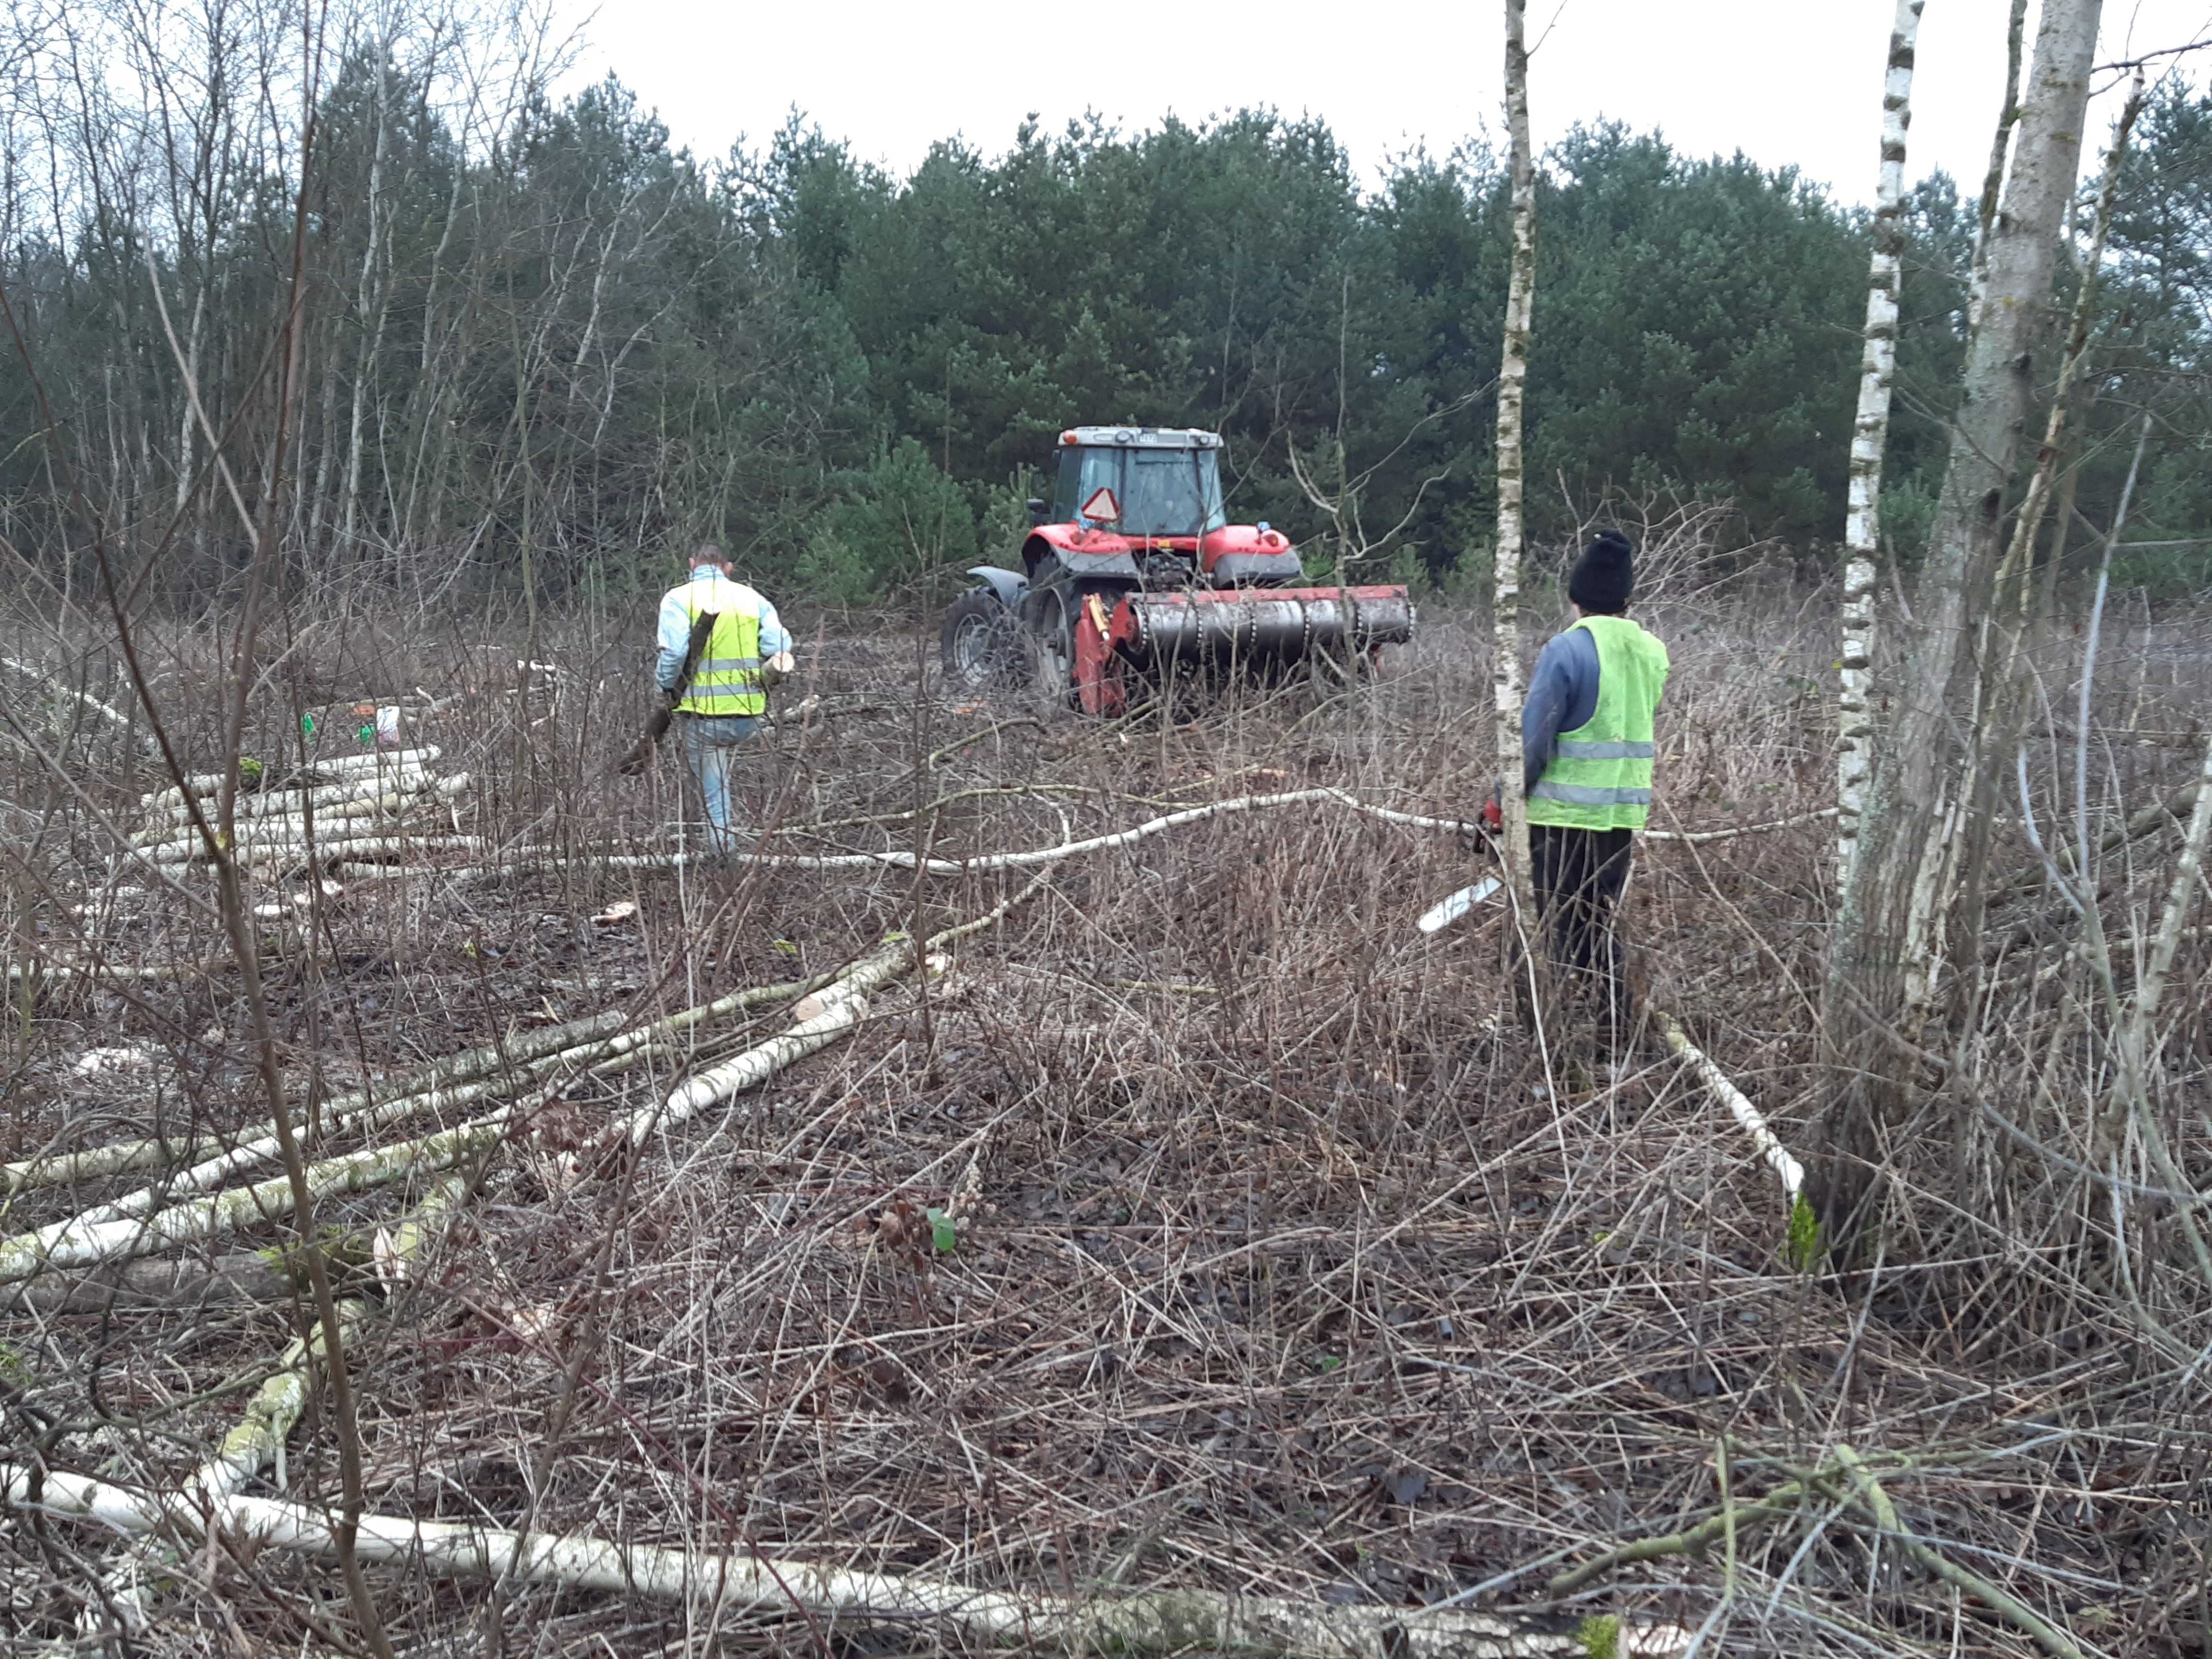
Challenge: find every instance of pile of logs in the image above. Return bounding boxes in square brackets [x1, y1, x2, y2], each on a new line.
[131, 746, 478, 872]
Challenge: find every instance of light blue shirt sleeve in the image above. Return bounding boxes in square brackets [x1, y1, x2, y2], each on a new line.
[755, 598, 792, 658]
[655, 588, 692, 692]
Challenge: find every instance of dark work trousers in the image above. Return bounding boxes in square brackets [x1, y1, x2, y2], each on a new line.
[1527, 824, 1636, 1050]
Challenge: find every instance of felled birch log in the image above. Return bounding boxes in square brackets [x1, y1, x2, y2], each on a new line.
[1656, 1012, 1804, 1201]
[135, 771, 433, 838]
[148, 829, 481, 867]
[0, 1135, 228, 1197]
[39, 1052, 580, 1244]
[0, 657, 153, 754]
[428, 793, 1839, 883]
[0, 1471, 1643, 1659]
[0, 974, 817, 1200]
[198, 1176, 469, 1501]
[4, 959, 219, 987]
[304, 746, 440, 778]
[655, 871, 1045, 1125]
[0, 1115, 498, 1286]
[0, 1251, 288, 1313]
[138, 748, 444, 814]
[652, 987, 875, 1138]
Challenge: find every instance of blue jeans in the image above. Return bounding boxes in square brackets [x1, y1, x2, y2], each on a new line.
[678, 714, 759, 851]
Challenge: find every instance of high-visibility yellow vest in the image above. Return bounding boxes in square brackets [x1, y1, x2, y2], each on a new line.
[677, 593, 766, 717]
[1527, 614, 1670, 832]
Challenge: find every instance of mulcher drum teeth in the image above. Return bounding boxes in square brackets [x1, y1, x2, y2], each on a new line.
[1118, 585, 1416, 667]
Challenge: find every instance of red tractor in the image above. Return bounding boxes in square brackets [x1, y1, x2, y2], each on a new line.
[940, 427, 1415, 714]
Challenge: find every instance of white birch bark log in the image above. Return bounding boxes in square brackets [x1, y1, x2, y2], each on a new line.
[1838, 0, 1923, 891]
[1491, 0, 1539, 925]
[0, 658, 154, 755]
[656, 872, 1045, 1124]
[0, 974, 819, 1199]
[198, 1176, 469, 1501]
[1657, 1013, 1805, 1202]
[136, 787, 414, 848]
[46, 1061, 567, 1243]
[0, 1472, 1664, 1659]
[0, 1116, 498, 1285]
[347, 793, 1838, 887]
[137, 748, 440, 812]
[137, 769, 435, 834]
[147, 832, 481, 867]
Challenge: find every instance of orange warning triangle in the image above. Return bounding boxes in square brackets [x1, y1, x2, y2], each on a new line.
[1080, 486, 1120, 522]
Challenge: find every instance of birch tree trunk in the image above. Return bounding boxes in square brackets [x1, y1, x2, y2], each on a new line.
[1491, 0, 1538, 931]
[338, 38, 391, 556]
[1815, 0, 2105, 1255]
[1997, 76, 2145, 612]
[1935, 84, 2150, 1016]
[1967, 0, 2030, 334]
[1838, 0, 1924, 892]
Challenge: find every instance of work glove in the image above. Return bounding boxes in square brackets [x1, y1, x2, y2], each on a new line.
[1457, 781, 1503, 859]
[761, 649, 796, 690]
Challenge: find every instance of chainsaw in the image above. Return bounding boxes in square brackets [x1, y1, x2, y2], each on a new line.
[1414, 783, 1504, 935]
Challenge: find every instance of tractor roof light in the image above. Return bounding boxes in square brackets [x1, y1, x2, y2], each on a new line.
[1058, 426, 1224, 451]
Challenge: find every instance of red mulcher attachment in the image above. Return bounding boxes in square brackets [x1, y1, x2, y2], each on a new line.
[1071, 584, 1417, 716]
[939, 426, 1419, 710]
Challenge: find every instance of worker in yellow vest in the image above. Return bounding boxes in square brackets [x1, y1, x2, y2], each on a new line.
[1520, 531, 1670, 1049]
[655, 543, 795, 853]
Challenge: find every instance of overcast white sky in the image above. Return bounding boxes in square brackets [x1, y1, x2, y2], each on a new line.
[556, 0, 2211, 202]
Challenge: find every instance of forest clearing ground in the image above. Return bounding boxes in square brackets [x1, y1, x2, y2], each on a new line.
[0, 591, 2205, 1655]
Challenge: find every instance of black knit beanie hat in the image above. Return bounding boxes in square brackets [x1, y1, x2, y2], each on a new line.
[1567, 530, 1635, 614]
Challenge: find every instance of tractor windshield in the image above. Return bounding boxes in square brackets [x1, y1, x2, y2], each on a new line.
[1055, 445, 1227, 536]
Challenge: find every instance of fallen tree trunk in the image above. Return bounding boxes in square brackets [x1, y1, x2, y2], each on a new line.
[0, 1251, 288, 1313]
[149, 830, 482, 867]
[42, 1053, 581, 1241]
[0, 1472, 1646, 1659]
[653, 873, 1046, 1130]
[389, 794, 1837, 883]
[0, 962, 881, 1285]
[0, 973, 824, 1200]
[1, 1134, 228, 1197]
[1656, 1012, 1805, 1203]
[135, 770, 434, 837]
[199, 1175, 469, 1501]
[0, 656, 155, 755]
[0, 1116, 497, 1286]
[138, 747, 443, 812]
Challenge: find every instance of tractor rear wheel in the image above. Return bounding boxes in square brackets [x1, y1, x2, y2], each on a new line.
[941, 590, 1022, 692]
[1026, 587, 1078, 710]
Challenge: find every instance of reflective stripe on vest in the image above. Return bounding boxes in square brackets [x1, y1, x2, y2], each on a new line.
[678, 597, 766, 717]
[1527, 615, 1671, 832]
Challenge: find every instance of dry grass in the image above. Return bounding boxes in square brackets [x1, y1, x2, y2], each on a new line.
[0, 581, 2206, 1656]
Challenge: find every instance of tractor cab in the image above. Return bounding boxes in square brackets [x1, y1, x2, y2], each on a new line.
[1046, 428, 1227, 537]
